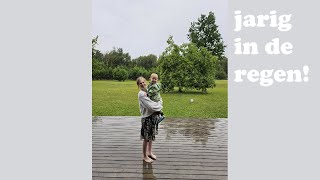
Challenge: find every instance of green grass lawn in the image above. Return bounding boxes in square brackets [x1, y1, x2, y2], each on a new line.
[92, 80, 228, 118]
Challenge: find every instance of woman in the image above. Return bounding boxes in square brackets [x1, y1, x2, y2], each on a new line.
[136, 76, 163, 163]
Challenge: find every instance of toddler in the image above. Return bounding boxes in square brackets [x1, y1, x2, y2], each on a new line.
[147, 73, 165, 122]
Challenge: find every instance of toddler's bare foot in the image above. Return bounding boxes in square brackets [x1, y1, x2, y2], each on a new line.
[148, 153, 157, 160]
[143, 157, 153, 163]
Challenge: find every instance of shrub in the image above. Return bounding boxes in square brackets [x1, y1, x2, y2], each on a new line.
[112, 67, 128, 81]
[128, 66, 148, 80]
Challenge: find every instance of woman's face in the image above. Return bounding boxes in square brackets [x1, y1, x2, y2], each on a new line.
[138, 79, 147, 90]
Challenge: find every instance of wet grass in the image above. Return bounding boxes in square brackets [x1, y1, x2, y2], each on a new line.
[92, 80, 227, 118]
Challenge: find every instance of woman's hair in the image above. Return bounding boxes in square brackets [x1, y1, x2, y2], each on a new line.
[136, 76, 146, 86]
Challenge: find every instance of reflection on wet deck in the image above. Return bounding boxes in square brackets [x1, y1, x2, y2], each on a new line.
[92, 116, 228, 180]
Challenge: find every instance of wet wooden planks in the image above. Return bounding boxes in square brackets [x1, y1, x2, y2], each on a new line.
[92, 116, 228, 180]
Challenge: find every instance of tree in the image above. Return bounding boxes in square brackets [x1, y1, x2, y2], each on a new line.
[92, 36, 99, 58]
[92, 35, 104, 61]
[158, 36, 216, 93]
[188, 11, 227, 79]
[182, 43, 217, 93]
[92, 36, 112, 80]
[132, 54, 158, 70]
[158, 36, 183, 92]
[104, 47, 131, 68]
[94, 51, 104, 62]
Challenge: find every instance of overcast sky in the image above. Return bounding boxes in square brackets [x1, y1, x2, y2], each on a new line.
[92, 0, 228, 59]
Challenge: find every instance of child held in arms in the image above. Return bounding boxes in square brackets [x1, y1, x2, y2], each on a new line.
[147, 73, 165, 122]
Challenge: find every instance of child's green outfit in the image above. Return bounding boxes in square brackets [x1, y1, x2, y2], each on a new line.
[147, 82, 165, 122]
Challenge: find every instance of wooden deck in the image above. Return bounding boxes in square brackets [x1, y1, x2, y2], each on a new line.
[92, 116, 228, 180]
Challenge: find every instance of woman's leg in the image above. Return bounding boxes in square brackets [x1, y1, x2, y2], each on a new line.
[147, 141, 157, 160]
[143, 140, 153, 163]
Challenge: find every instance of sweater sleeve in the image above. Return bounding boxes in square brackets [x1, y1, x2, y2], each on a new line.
[139, 91, 162, 112]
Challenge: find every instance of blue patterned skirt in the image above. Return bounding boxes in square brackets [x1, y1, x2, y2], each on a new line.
[140, 113, 160, 141]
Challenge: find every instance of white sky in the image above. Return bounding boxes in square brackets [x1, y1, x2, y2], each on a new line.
[92, 0, 228, 59]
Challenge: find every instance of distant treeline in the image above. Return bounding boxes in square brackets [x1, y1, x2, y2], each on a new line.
[92, 47, 159, 81]
[92, 44, 227, 82]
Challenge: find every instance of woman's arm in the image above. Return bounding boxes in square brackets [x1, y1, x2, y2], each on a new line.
[139, 92, 162, 112]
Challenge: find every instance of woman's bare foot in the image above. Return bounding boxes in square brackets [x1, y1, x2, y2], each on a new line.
[147, 153, 157, 160]
[143, 157, 153, 163]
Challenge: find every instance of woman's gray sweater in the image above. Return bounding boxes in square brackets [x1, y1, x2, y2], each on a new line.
[138, 90, 163, 118]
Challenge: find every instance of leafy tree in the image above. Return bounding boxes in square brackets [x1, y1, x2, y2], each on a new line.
[158, 36, 216, 93]
[92, 36, 104, 61]
[182, 43, 217, 93]
[92, 36, 110, 80]
[188, 11, 227, 79]
[94, 51, 104, 62]
[132, 54, 158, 70]
[158, 36, 183, 92]
[105, 47, 131, 68]
[92, 36, 99, 58]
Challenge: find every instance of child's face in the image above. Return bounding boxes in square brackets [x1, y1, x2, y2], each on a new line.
[151, 76, 157, 83]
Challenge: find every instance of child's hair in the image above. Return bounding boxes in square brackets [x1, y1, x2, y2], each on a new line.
[136, 76, 146, 86]
[150, 73, 158, 80]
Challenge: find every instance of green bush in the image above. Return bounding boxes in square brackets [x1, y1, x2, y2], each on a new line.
[92, 64, 113, 80]
[215, 69, 227, 80]
[112, 67, 128, 81]
[128, 66, 148, 80]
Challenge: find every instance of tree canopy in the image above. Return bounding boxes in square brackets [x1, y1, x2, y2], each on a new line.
[188, 11, 226, 59]
[158, 36, 217, 93]
[104, 47, 131, 68]
[132, 54, 157, 70]
[188, 11, 227, 79]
